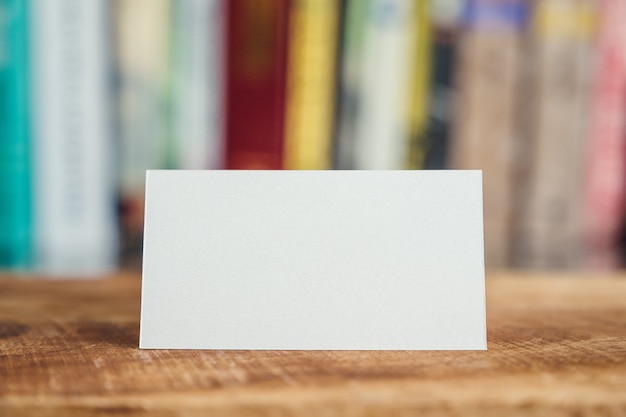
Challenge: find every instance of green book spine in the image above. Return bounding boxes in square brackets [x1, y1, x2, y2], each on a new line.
[0, 0, 31, 269]
[333, 0, 369, 169]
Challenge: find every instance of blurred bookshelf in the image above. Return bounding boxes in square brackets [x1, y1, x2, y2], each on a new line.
[1, 0, 625, 277]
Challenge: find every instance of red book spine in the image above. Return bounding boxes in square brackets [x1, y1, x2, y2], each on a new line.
[224, 0, 290, 169]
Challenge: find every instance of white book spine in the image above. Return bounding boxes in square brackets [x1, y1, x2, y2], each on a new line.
[172, 0, 223, 169]
[115, 0, 171, 194]
[355, 0, 416, 170]
[31, 0, 117, 276]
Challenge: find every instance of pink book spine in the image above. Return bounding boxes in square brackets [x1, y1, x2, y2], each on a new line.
[584, 0, 626, 269]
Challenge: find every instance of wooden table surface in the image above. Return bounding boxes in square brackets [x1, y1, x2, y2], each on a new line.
[0, 271, 625, 416]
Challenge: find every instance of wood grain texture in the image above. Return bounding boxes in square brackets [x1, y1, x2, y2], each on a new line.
[0, 271, 625, 416]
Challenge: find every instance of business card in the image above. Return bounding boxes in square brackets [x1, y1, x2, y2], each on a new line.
[140, 170, 486, 350]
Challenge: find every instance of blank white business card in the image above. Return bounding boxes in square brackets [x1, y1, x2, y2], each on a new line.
[140, 170, 486, 350]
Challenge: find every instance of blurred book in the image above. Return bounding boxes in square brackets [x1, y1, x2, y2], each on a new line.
[171, 0, 224, 170]
[224, 0, 290, 169]
[284, 0, 340, 170]
[423, 0, 464, 169]
[0, 0, 31, 270]
[115, 0, 171, 187]
[583, 0, 626, 269]
[353, 0, 418, 170]
[30, 0, 117, 276]
[334, 0, 425, 170]
[333, 0, 368, 169]
[114, 0, 171, 266]
[406, 0, 431, 169]
[513, 0, 597, 269]
[450, 0, 528, 268]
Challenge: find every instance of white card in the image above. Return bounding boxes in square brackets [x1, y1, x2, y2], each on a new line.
[140, 170, 486, 350]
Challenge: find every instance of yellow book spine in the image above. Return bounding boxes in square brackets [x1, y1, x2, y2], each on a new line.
[534, 0, 598, 40]
[284, 0, 340, 170]
[406, 0, 431, 169]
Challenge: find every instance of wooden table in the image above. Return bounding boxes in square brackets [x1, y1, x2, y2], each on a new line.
[0, 271, 625, 416]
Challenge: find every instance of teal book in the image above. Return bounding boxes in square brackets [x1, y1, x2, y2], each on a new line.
[0, 0, 31, 269]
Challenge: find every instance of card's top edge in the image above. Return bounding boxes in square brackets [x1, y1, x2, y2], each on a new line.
[145, 169, 484, 174]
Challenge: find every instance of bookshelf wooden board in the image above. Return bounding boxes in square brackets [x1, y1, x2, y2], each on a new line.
[0, 272, 625, 416]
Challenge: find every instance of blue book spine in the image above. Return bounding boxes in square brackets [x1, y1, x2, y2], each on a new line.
[462, 0, 529, 31]
[0, 0, 31, 269]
